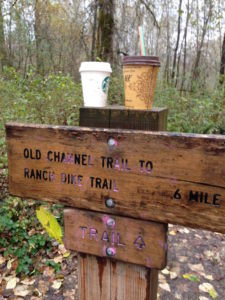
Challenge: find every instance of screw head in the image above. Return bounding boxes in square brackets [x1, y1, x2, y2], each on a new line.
[106, 218, 116, 228]
[108, 138, 117, 148]
[106, 247, 116, 257]
[105, 198, 115, 208]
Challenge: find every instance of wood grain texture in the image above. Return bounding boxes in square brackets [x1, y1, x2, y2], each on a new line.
[78, 254, 111, 300]
[79, 107, 110, 128]
[79, 106, 168, 131]
[64, 208, 167, 269]
[6, 122, 225, 232]
[77, 107, 162, 300]
[78, 254, 158, 300]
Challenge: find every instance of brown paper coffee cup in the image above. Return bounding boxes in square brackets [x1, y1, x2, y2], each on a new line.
[123, 56, 160, 110]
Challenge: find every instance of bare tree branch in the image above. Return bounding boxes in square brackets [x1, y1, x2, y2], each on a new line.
[11, 0, 18, 9]
[139, 0, 160, 30]
[3, 0, 18, 17]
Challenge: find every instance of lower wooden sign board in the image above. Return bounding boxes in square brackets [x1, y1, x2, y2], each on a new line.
[64, 208, 167, 269]
[6, 123, 225, 233]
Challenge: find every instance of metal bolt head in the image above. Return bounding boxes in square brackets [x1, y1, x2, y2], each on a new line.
[106, 247, 116, 257]
[108, 138, 117, 148]
[106, 218, 116, 228]
[105, 198, 115, 208]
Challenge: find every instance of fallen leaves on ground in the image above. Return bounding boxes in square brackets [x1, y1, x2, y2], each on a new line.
[183, 273, 200, 282]
[52, 279, 63, 290]
[21, 278, 36, 285]
[169, 230, 177, 236]
[0, 241, 77, 299]
[5, 276, 19, 289]
[199, 283, 218, 299]
[43, 266, 55, 277]
[0, 256, 6, 265]
[159, 282, 171, 292]
[161, 267, 178, 280]
[0, 210, 225, 299]
[14, 284, 31, 297]
[158, 224, 225, 299]
[54, 255, 63, 264]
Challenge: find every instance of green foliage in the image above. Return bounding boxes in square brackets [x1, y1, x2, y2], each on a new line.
[108, 72, 125, 106]
[106, 75, 225, 134]
[0, 67, 83, 138]
[0, 197, 52, 275]
[0, 67, 83, 169]
[0, 67, 82, 275]
[45, 260, 61, 273]
[154, 81, 225, 134]
[0, 67, 224, 138]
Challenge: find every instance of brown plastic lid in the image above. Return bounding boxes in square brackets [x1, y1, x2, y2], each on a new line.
[123, 56, 160, 67]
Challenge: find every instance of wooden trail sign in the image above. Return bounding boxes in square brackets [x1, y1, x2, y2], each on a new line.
[64, 208, 167, 269]
[6, 122, 225, 233]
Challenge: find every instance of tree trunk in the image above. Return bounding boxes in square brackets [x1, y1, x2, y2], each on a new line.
[164, 0, 171, 83]
[34, 0, 44, 75]
[176, 42, 183, 88]
[8, 5, 13, 67]
[171, 0, 183, 83]
[0, 0, 7, 71]
[196, 0, 199, 53]
[181, 0, 191, 90]
[192, 0, 213, 81]
[219, 33, 225, 84]
[96, 0, 114, 62]
[91, 0, 98, 60]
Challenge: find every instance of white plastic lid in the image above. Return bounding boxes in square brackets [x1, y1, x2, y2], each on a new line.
[79, 62, 112, 73]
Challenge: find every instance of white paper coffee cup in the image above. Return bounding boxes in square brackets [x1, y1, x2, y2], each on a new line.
[79, 62, 112, 107]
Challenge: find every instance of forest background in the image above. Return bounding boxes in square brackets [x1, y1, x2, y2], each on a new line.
[0, 0, 225, 135]
[0, 0, 225, 279]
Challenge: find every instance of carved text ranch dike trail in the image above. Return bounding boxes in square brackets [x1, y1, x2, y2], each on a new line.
[6, 123, 225, 233]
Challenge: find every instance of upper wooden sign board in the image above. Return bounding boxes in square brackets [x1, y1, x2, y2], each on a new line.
[6, 123, 225, 233]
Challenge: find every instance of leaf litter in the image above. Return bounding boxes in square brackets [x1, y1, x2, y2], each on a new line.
[158, 224, 225, 299]
[0, 203, 224, 299]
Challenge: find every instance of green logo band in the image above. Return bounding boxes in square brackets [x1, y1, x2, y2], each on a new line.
[102, 76, 110, 93]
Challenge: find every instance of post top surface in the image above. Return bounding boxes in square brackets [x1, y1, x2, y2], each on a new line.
[80, 106, 168, 113]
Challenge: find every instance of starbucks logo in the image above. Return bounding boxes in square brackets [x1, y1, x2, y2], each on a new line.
[102, 76, 110, 93]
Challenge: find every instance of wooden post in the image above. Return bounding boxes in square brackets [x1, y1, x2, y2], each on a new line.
[77, 106, 168, 300]
[78, 256, 159, 300]
[79, 106, 168, 131]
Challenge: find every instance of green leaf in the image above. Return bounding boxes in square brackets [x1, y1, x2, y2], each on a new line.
[183, 273, 200, 282]
[46, 260, 61, 273]
[96, 56, 102, 62]
[209, 288, 218, 299]
[36, 206, 63, 244]
[199, 283, 218, 299]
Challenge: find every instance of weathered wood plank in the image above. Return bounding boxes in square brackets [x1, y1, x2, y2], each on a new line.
[79, 106, 168, 131]
[78, 254, 111, 300]
[78, 107, 162, 300]
[78, 254, 158, 300]
[126, 108, 168, 131]
[64, 208, 167, 269]
[80, 107, 110, 128]
[6, 122, 225, 232]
